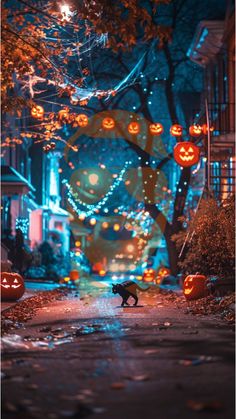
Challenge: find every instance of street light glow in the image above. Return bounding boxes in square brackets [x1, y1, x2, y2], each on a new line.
[127, 244, 134, 252]
[60, 4, 71, 21]
[89, 173, 99, 186]
[102, 222, 109, 229]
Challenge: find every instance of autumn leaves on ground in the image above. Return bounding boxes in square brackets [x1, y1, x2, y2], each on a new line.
[1, 284, 235, 419]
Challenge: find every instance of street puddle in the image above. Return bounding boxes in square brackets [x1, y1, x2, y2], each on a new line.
[1, 323, 107, 351]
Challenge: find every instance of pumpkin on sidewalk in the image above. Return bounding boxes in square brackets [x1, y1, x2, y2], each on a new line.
[1, 272, 25, 301]
[183, 274, 207, 300]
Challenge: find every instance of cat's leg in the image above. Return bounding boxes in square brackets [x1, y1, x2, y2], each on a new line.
[121, 297, 130, 306]
[125, 296, 130, 306]
[121, 297, 126, 307]
[131, 293, 138, 306]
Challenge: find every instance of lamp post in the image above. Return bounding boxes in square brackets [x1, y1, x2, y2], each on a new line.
[205, 98, 211, 192]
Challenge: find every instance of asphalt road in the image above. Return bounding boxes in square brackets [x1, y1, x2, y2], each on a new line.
[1, 277, 235, 419]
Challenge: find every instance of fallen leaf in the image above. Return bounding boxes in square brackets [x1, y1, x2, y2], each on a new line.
[131, 374, 150, 381]
[187, 400, 224, 412]
[144, 349, 159, 355]
[111, 382, 126, 390]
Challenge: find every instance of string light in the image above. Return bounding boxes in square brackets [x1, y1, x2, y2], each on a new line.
[15, 218, 29, 237]
[64, 161, 132, 217]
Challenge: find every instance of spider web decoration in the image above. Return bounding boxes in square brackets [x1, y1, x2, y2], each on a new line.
[12, 0, 147, 107]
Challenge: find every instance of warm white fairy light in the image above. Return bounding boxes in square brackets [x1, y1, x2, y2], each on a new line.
[64, 161, 132, 217]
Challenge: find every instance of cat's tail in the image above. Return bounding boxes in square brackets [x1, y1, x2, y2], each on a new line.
[136, 285, 151, 292]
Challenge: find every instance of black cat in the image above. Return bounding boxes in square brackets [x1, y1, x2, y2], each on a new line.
[112, 280, 150, 306]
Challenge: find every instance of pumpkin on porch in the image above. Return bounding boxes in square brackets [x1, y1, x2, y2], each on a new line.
[183, 274, 207, 300]
[1, 272, 25, 301]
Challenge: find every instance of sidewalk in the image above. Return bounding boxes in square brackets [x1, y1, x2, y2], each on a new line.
[1, 279, 62, 313]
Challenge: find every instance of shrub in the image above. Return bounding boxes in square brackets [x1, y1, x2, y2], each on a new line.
[172, 196, 235, 279]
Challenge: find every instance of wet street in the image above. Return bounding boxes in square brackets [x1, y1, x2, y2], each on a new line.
[2, 277, 235, 419]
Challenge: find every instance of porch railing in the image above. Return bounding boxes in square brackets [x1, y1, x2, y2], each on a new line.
[192, 102, 235, 136]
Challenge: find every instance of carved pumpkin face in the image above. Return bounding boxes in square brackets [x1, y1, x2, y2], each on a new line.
[189, 124, 202, 137]
[31, 105, 44, 120]
[58, 109, 69, 121]
[102, 117, 115, 130]
[183, 275, 207, 300]
[156, 266, 171, 284]
[128, 122, 140, 135]
[149, 123, 164, 135]
[75, 114, 89, 127]
[143, 269, 155, 282]
[158, 267, 170, 277]
[170, 124, 183, 137]
[202, 124, 214, 135]
[1, 272, 25, 301]
[174, 142, 200, 167]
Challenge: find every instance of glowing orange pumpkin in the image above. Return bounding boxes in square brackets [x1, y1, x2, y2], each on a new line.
[1, 272, 25, 301]
[99, 269, 106, 277]
[183, 274, 207, 300]
[143, 269, 155, 282]
[202, 124, 214, 135]
[70, 270, 79, 281]
[31, 105, 44, 119]
[75, 114, 89, 127]
[102, 117, 115, 130]
[189, 124, 202, 137]
[173, 142, 200, 167]
[170, 124, 183, 137]
[156, 266, 171, 284]
[158, 266, 170, 278]
[149, 123, 164, 135]
[58, 109, 69, 121]
[128, 121, 140, 135]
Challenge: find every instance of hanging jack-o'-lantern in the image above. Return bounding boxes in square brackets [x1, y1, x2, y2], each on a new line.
[75, 114, 89, 127]
[189, 124, 202, 137]
[102, 117, 115, 130]
[201, 124, 214, 135]
[1, 272, 25, 301]
[31, 105, 44, 120]
[128, 121, 140, 135]
[170, 124, 183, 137]
[183, 274, 207, 300]
[173, 142, 200, 167]
[149, 123, 164, 136]
[58, 108, 69, 121]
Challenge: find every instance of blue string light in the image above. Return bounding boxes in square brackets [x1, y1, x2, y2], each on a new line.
[64, 161, 132, 217]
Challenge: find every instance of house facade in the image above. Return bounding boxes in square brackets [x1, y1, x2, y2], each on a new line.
[1, 112, 70, 255]
[187, 6, 235, 200]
